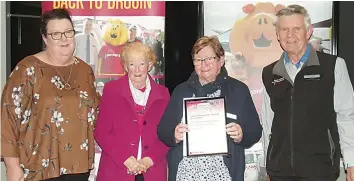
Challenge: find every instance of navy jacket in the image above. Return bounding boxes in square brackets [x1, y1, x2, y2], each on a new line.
[157, 76, 262, 181]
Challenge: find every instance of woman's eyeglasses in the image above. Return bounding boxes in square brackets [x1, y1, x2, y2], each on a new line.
[193, 56, 217, 66]
[46, 29, 75, 40]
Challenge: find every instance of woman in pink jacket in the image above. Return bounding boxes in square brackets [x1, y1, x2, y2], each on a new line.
[94, 42, 170, 181]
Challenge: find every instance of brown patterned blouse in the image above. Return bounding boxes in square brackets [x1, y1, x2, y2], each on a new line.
[1, 55, 100, 180]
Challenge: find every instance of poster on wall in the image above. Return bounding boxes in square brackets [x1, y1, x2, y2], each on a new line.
[42, 1, 165, 180]
[204, 1, 335, 181]
[42, 1, 166, 85]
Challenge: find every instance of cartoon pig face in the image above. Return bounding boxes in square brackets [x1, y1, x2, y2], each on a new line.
[247, 13, 276, 48]
[230, 3, 285, 69]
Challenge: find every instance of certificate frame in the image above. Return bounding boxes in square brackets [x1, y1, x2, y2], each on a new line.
[184, 96, 229, 157]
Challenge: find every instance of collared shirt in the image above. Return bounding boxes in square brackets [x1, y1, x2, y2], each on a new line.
[284, 44, 311, 81]
[261, 52, 354, 169]
[284, 44, 311, 69]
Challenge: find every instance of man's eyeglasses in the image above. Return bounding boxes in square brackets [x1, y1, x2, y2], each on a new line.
[193, 56, 217, 66]
[46, 29, 75, 40]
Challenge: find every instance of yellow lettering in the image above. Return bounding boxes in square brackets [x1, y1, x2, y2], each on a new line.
[61, 1, 68, 9]
[132, 1, 139, 9]
[107, 1, 152, 10]
[145, 1, 152, 9]
[68, 1, 75, 9]
[116, 1, 124, 9]
[90, 0, 93, 9]
[95, 0, 102, 9]
[67, 1, 84, 9]
[52, 1, 86, 9]
[53, 1, 61, 9]
[108, 1, 115, 9]
[79, 1, 84, 9]
[124, 1, 131, 9]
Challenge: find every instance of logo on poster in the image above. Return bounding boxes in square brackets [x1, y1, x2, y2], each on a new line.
[104, 53, 120, 59]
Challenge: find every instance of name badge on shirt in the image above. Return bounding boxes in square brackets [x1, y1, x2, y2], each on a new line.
[304, 74, 321, 80]
[272, 77, 284, 85]
[226, 112, 237, 120]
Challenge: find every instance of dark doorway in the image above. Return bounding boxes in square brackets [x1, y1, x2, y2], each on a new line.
[164, 1, 203, 92]
[7, 1, 42, 75]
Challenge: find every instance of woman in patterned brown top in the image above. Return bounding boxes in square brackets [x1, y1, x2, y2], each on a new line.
[1, 8, 100, 181]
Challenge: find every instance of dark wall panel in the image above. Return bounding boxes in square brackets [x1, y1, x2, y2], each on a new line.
[8, 1, 42, 74]
[337, 1, 354, 85]
[164, 1, 203, 93]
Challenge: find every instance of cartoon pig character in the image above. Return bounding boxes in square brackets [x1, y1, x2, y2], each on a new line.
[229, 2, 285, 114]
[230, 2, 285, 69]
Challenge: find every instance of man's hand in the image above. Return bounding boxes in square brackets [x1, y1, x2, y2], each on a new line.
[347, 166, 354, 181]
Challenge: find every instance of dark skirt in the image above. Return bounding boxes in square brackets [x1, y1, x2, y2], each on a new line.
[135, 174, 145, 181]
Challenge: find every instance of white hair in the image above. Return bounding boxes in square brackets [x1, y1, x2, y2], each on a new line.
[273, 4, 311, 31]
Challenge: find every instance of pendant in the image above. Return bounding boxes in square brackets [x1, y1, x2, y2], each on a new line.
[64, 83, 71, 90]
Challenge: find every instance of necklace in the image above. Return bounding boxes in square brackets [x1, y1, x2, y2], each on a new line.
[47, 55, 75, 90]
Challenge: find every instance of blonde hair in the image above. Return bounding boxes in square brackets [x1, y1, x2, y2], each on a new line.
[274, 4, 311, 31]
[192, 36, 225, 59]
[121, 42, 157, 65]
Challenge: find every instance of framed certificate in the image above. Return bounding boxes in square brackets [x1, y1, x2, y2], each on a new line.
[184, 97, 229, 156]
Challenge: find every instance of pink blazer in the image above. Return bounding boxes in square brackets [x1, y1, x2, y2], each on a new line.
[94, 75, 170, 181]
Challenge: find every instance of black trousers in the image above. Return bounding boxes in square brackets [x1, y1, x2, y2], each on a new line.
[43, 172, 90, 181]
[270, 174, 339, 181]
[135, 174, 145, 181]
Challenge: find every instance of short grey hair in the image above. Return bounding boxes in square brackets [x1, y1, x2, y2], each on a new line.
[274, 4, 311, 31]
